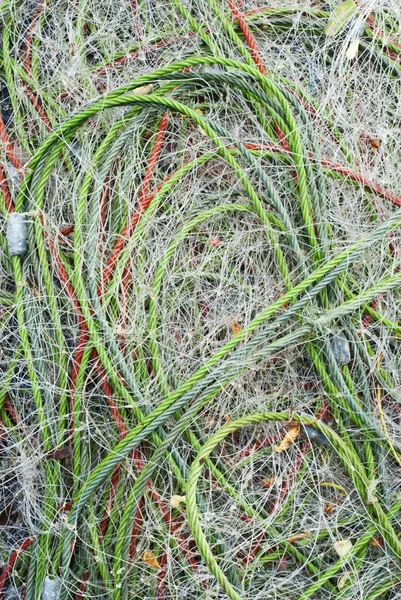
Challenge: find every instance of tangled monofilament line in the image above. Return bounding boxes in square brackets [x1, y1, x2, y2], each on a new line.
[1, 1, 401, 599]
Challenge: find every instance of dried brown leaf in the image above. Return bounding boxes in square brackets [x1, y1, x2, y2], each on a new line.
[369, 138, 381, 153]
[142, 550, 161, 569]
[262, 477, 276, 489]
[229, 317, 242, 336]
[369, 536, 383, 547]
[288, 531, 311, 544]
[274, 424, 300, 453]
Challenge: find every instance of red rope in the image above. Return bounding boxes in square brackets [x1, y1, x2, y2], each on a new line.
[94, 353, 127, 439]
[0, 536, 34, 593]
[0, 113, 23, 171]
[0, 164, 15, 213]
[73, 569, 90, 600]
[99, 113, 170, 294]
[23, 1, 45, 75]
[130, 0, 143, 40]
[319, 157, 401, 207]
[118, 265, 131, 352]
[366, 14, 401, 55]
[129, 499, 145, 560]
[22, 86, 52, 130]
[2, 398, 20, 425]
[155, 552, 168, 599]
[98, 465, 122, 538]
[241, 142, 401, 207]
[226, 0, 266, 75]
[94, 34, 197, 77]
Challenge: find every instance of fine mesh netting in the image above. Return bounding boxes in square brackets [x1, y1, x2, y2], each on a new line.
[1, 1, 401, 599]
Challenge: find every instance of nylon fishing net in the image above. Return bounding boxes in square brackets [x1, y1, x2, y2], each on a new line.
[1, 0, 401, 599]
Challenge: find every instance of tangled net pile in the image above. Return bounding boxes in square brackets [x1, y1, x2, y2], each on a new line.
[2, 0, 401, 598]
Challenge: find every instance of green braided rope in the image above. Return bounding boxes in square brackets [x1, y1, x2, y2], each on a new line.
[186, 413, 401, 600]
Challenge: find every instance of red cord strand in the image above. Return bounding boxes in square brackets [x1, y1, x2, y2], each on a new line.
[227, 0, 266, 75]
[100, 113, 170, 294]
[0, 536, 34, 593]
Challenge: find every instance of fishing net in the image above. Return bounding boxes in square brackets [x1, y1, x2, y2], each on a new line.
[1, 0, 401, 598]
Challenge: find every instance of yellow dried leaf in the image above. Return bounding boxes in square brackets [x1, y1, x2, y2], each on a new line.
[132, 84, 153, 96]
[366, 478, 380, 505]
[333, 539, 353, 558]
[262, 477, 276, 489]
[338, 573, 350, 589]
[170, 495, 186, 508]
[194, 108, 208, 136]
[325, 1, 357, 37]
[142, 550, 161, 569]
[346, 38, 360, 60]
[274, 424, 300, 453]
[288, 530, 311, 544]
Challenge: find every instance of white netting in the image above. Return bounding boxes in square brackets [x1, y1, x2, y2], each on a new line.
[1, 1, 401, 599]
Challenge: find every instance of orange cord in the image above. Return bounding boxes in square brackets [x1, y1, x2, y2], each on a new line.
[0, 536, 34, 593]
[227, 0, 266, 75]
[100, 113, 170, 294]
